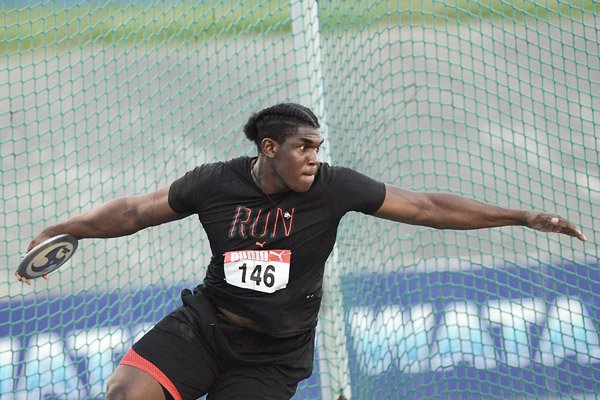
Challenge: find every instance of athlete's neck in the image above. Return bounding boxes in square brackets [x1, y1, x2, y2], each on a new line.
[251, 157, 289, 195]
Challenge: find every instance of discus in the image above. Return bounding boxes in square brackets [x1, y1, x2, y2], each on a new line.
[16, 234, 78, 279]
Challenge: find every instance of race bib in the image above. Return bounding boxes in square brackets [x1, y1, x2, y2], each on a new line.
[223, 250, 291, 294]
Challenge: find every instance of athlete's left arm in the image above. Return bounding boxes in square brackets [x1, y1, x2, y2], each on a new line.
[372, 184, 586, 241]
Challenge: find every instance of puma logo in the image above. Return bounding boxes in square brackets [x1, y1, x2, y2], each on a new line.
[269, 250, 286, 262]
[255, 241, 266, 248]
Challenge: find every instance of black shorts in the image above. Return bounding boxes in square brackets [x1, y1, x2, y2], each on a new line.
[120, 286, 315, 400]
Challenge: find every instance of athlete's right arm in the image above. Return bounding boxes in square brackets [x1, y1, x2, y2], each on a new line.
[27, 185, 189, 250]
[16, 185, 190, 285]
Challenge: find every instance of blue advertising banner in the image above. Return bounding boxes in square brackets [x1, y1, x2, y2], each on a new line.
[341, 260, 600, 399]
[2, 260, 599, 399]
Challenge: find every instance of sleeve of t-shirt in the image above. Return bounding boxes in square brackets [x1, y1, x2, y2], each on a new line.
[326, 165, 386, 217]
[168, 163, 221, 214]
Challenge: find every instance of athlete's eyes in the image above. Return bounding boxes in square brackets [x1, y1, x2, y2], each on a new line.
[299, 143, 322, 154]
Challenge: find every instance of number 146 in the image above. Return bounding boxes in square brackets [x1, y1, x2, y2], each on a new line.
[239, 263, 276, 287]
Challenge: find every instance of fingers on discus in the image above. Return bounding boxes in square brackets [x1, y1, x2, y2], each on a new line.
[15, 273, 32, 286]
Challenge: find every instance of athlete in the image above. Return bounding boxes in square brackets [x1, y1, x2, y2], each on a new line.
[17, 103, 586, 400]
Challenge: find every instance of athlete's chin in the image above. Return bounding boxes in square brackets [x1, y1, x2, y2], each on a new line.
[291, 176, 315, 192]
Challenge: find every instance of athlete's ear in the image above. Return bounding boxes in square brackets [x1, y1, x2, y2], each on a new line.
[260, 138, 278, 158]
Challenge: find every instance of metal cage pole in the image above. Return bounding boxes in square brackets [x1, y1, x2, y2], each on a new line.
[290, 1, 352, 399]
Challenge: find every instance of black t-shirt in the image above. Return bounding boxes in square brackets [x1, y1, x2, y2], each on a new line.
[168, 156, 386, 337]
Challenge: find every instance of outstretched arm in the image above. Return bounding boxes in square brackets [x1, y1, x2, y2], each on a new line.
[373, 184, 586, 241]
[16, 185, 189, 285]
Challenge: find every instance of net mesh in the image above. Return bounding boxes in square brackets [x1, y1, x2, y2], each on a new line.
[1, 1, 598, 399]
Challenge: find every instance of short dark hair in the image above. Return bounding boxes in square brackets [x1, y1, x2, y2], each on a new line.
[243, 103, 320, 150]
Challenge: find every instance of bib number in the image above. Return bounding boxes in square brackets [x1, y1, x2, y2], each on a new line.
[224, 250, 291, 294]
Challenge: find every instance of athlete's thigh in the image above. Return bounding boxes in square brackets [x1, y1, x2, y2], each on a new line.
[207, 364, 300, 400]
[125, 311, 220, 400]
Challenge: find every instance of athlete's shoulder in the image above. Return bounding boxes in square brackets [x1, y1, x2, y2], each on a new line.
[222, 156, 253, 171]
[313, 163, 386, 215]
[169, 157, 252, 214]
[189, 156, 251, 177]
[315, 162, 365, 183]
[314, 161, 335, 178]
[318, 162, 363, 173]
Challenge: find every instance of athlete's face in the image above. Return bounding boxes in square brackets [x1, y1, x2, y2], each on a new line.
[273, 127, 323, 193]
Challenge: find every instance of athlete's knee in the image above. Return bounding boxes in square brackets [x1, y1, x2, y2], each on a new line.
[105, 366, 165, 400]
[105, 378, 129, 400]
[105, 377, 164, 400]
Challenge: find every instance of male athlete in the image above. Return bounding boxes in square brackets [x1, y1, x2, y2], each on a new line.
[17, 103, 586, 400]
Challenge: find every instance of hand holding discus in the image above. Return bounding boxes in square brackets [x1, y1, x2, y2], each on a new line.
[15, 234, 79, 285]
